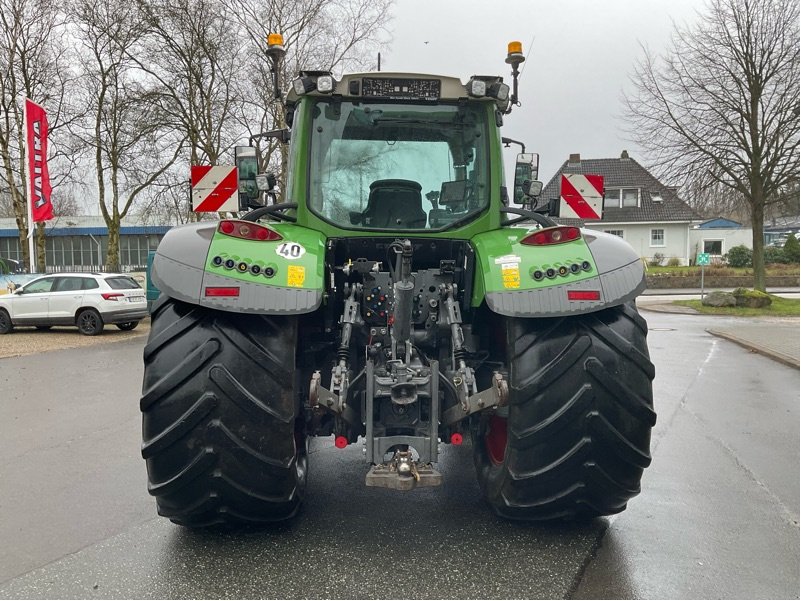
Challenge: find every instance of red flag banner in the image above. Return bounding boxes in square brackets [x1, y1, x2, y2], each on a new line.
[25, 99, 53, 222]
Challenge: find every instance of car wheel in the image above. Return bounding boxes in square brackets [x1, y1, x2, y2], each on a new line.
[0, 309, 12, 334]
[116, 321, 139, 331]
[76, 309, 104, 336]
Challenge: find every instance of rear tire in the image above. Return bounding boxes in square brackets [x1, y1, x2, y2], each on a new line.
[474, 302, 656, 520]
[116, 321, 139, 331]
[0, 309, 12, 334]
[141, 296, 306, 527]
[77, 309, 103, 336]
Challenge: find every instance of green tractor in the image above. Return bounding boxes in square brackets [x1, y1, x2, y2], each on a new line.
[141, 37, 655, 526]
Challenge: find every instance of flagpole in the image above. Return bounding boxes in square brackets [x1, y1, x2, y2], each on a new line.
[24, 98, 35, 274]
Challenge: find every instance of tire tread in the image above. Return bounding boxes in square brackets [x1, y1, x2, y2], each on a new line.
[475, 303, 655, 520]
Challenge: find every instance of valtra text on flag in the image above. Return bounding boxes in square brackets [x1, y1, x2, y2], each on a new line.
[25, 99, 53, 222]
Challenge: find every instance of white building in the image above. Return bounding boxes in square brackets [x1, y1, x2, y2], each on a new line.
[543, 152, 701, 265]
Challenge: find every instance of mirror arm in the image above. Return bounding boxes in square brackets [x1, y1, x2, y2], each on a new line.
[249, 129, 290, 145]
[501, 137, 526, 154]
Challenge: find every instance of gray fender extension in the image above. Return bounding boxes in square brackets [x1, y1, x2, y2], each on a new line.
[486, 230, 646, 317]
[151, 222, 322, 315]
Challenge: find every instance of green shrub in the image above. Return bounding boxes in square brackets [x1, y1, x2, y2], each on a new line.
[783, 235, 799, 264]
[667, 256, 681, 267]
[725, 245, 752, 267]
[650, 252, 665, 267]
[765, 246, 786, 264]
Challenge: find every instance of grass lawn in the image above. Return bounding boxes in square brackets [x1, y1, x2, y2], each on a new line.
[674, 295, 800, 316]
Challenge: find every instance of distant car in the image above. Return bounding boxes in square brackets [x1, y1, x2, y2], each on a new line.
[0, 272, 148, 336]
[0, 257, 26, 274]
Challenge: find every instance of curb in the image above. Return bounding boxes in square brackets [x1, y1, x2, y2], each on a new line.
[706, 329, 800, 369]
[638, 303, 699, 314]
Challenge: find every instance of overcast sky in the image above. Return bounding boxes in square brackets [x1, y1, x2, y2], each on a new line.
[381, 0, 704, 186]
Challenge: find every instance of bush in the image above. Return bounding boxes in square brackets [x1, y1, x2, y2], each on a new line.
[667, 256, 681, 267]
[725, 245, 752, 267]
[783, 235, 799, 264]
[765, 246, 786, 264]
[650, 252, 665, 267]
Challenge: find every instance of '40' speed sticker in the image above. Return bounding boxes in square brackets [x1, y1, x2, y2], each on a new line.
[276, 241, 306, 259]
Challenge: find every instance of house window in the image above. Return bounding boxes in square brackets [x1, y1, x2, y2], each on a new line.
[603, 188, 640, 208]
[605, 229, 624, 238]
[650, 228, 665, 247]
[622, 188, 639, 207]
[651, 191, 663, 202]
[703, 240, 723, 255]
[604, 189, 620, 208]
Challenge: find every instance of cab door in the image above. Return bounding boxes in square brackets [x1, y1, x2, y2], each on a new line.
[12, 276, 56, 322]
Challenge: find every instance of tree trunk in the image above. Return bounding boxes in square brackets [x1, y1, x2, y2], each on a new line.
[106, 222, 120, 272]
[35, 222, 46, 272]
[750, 201, 766, 292]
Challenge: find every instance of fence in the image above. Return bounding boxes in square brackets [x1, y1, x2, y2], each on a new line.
[44, 264, 147, 274]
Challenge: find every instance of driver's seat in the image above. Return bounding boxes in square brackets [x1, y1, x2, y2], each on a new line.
[360, 179, 426, 228]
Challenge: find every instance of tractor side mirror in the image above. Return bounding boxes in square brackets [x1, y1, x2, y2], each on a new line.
[513, 153, 539, 204]
[522, 179, 543, 197]
[235, 145, 261, 210]
[255, 173, 277, 192]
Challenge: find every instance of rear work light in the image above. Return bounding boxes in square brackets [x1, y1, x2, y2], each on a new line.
[205, 287, 240, 297]
[567, 290, 601, 301]
[101, 292, 124, 301]
[218, 220, 282, 242]
[521, 226, 581, 246]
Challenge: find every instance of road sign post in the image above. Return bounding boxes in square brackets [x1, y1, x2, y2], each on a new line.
[697, 253, 711, 298]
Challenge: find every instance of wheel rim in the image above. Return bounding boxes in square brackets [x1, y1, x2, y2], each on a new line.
[486, 415, 508, 466]
[0, 313, 8, 330]
[80, 313, 97, 332]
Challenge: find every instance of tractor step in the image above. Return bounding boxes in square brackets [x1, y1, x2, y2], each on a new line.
[366, 463, 442, 491]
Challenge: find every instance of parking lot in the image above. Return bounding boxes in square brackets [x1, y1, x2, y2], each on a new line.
[0, 307, 798, 599]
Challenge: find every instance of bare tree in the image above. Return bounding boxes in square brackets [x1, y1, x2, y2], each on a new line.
[624, 0, 799, 290]
[69, 0, 184, 270]
[0, 0, 77, 270]
[134, 0, 243, 168]
[229, 0, 391, 197]
[137, 166, 194, 226]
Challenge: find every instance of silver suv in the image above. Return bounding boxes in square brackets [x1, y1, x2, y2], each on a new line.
[0, 273, 148, 336]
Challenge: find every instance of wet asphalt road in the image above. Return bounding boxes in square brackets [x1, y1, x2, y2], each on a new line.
[0, 309, 798, 599]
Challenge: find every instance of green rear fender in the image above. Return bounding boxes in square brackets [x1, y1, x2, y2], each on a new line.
[471, 227, 646, 317]
[151, 221, 325, 314]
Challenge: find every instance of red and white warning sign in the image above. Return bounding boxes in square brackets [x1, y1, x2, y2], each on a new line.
[191, 165, 239, 212]
[560, 174, 604, 220]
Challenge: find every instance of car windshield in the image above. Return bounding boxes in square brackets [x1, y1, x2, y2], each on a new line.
[105, 276, 141, 290]
[308, 100, 490, 230]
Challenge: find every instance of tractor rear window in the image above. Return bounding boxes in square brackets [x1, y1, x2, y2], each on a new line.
[308, 100, 490, 230]
[105, 276, 141, 290]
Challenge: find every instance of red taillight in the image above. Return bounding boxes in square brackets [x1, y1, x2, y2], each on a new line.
[205, 287, 240, 297]
[521, 226, 581, 246]
[218, 219, 282, 241]
[101, 292, 123, 301]
[567, 290, 601, 301]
